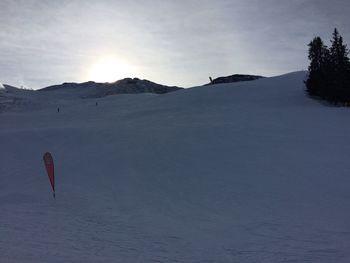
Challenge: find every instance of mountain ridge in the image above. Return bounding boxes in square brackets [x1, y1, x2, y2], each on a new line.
[40, 77, 183, 97]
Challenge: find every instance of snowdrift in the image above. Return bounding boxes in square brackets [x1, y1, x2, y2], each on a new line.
[1, 71, 350, 262]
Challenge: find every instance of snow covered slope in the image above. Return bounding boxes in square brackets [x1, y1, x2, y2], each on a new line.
[1, 71, 350, 262]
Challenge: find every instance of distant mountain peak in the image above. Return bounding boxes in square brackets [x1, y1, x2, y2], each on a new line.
[39, 78, 183, 98]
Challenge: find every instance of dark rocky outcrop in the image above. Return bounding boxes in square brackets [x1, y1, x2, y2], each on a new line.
[207, 74, 264, 85]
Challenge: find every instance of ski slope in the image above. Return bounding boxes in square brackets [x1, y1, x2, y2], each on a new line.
[1, 72, 350, 262]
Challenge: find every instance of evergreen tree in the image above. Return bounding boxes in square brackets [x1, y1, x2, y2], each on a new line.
[330, 29, 350, 70]
[305, 37, 330, 97]
[329, 28, 350, 102]
[305, 28, 350, 104]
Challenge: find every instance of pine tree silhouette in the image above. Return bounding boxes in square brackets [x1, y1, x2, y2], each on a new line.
[305, 37, 330, 98]
[305, 28, 350, 105]
[329, 28, 350, 103]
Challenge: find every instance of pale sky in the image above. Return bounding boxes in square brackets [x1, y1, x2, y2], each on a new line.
[1, 0, 350, 89]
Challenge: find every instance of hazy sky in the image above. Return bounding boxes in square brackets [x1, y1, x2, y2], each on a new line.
[1, 0, 350, 89]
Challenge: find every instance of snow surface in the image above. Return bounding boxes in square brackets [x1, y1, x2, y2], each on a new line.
[1, 71, 350, 262]
[0, 83, 5, 95]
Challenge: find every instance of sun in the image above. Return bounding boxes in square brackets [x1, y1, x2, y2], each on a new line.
[87, 57, 133, 83]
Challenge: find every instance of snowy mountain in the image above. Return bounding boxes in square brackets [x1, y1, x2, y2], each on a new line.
[40, 78, 183, 97]
[0, 84, 36, 113]
[0, 78, 182, 112]
[1, 71, 350, 262]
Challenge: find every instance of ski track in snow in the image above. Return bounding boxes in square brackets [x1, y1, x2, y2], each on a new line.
[1, 72, 350, 262]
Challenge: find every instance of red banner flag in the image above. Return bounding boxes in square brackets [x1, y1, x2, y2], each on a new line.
[43, 152, 55, 198]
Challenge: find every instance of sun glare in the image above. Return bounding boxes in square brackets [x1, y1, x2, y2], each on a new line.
[87, 57, 133, 83]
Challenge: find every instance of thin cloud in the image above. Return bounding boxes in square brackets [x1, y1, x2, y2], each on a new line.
[0, 0, 349, 89]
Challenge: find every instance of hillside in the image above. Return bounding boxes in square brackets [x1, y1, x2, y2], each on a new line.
[0, 78, 182, 112]
[40, 78, 182, 97]
[1, 71, 350, 262]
